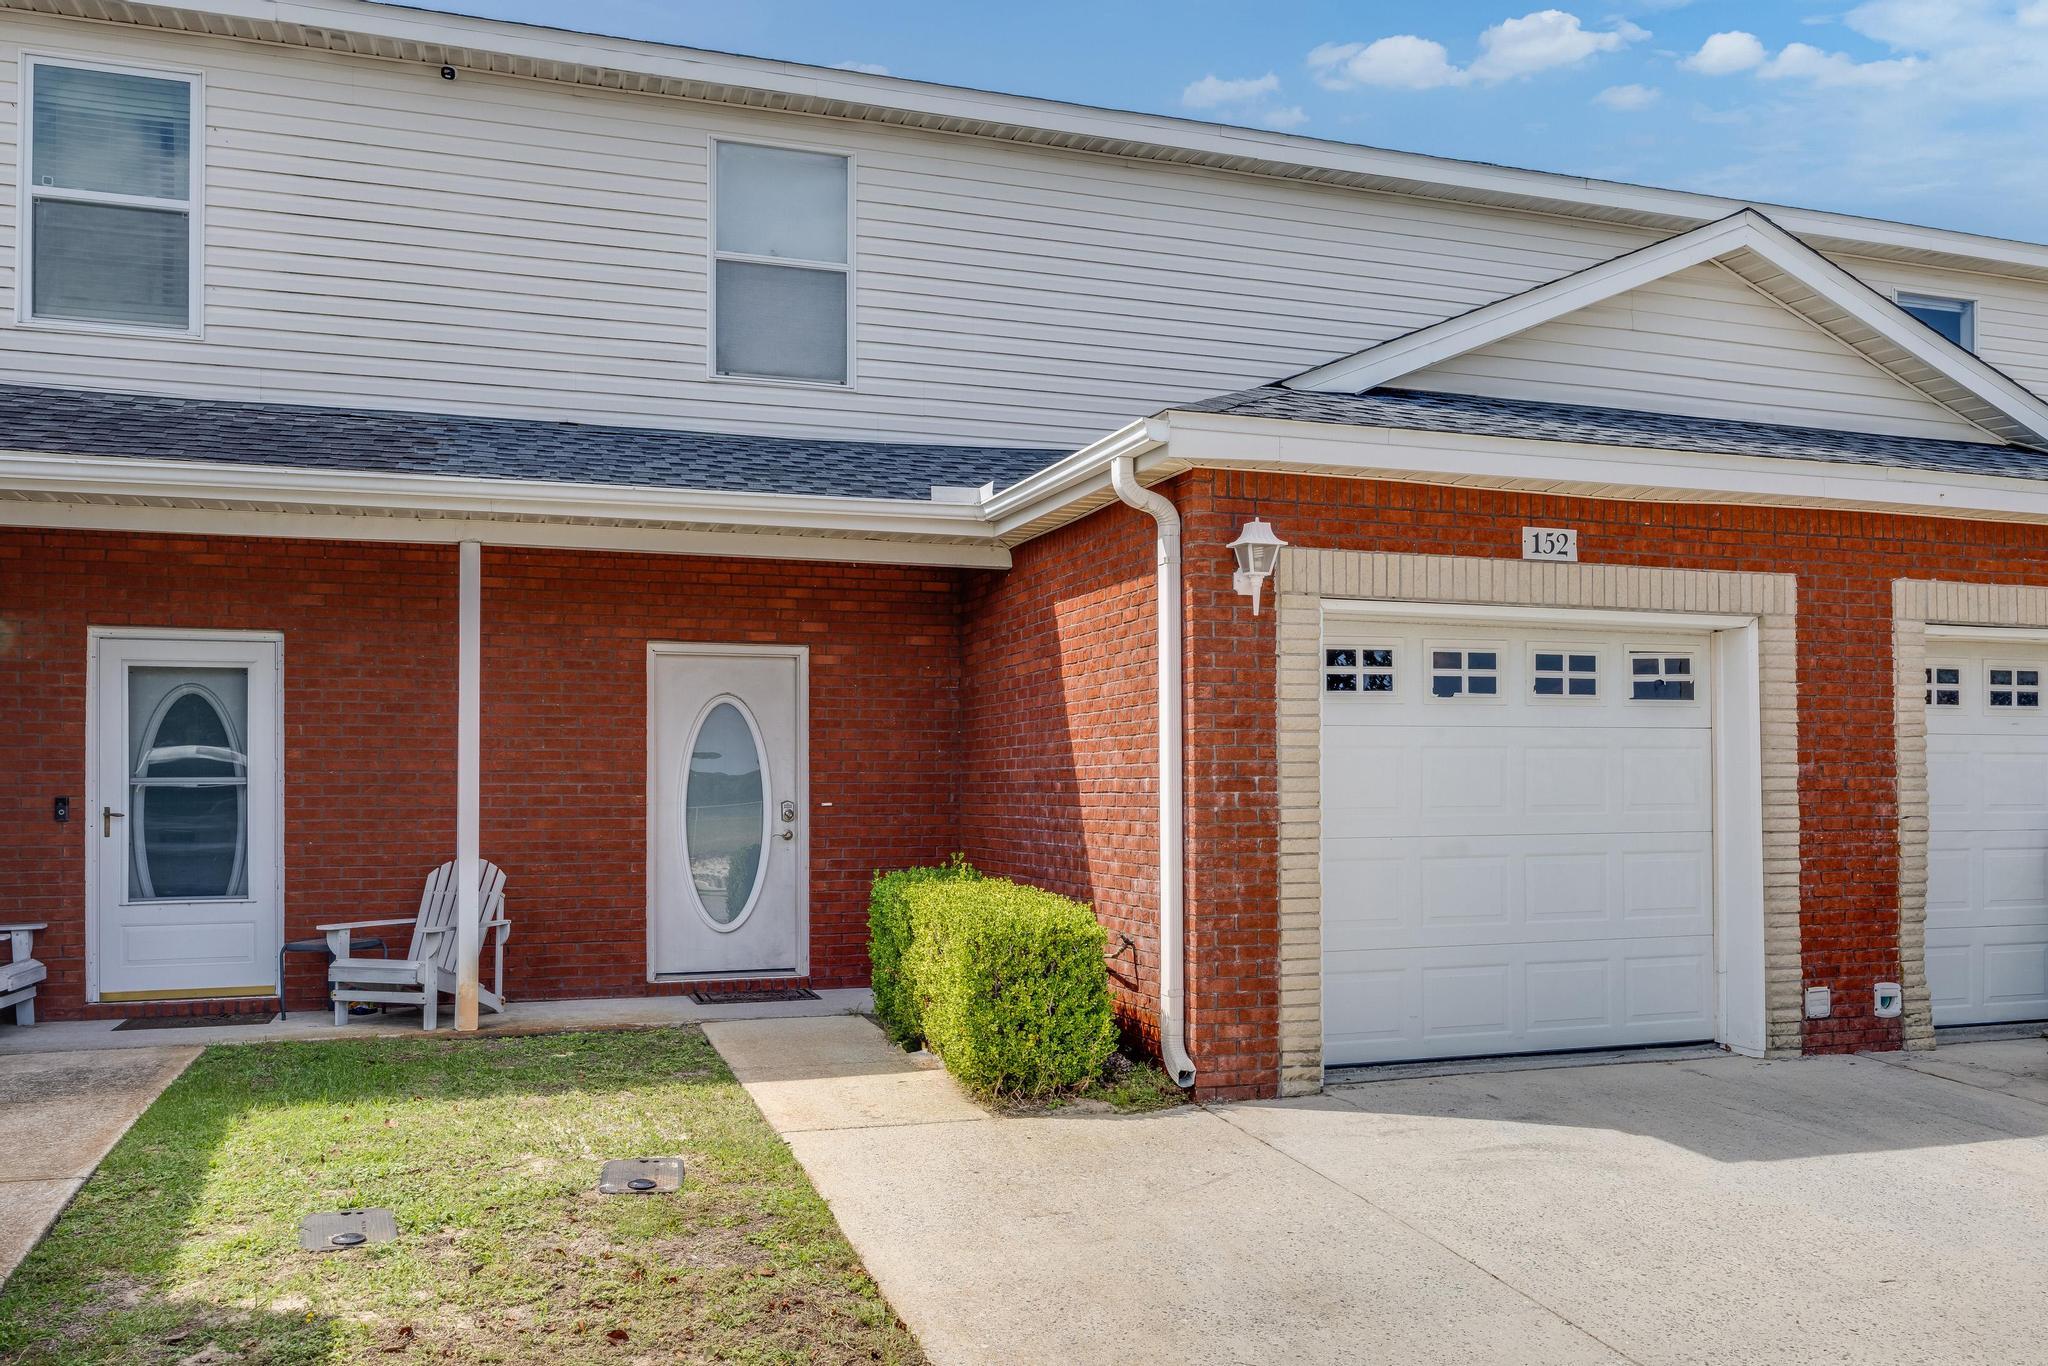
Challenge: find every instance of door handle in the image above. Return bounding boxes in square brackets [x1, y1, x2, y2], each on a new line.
[777, 828, 795, 841]
[102, 806, 125, 837]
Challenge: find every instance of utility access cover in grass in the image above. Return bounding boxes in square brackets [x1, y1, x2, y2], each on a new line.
[0, 1028, 922, 1364]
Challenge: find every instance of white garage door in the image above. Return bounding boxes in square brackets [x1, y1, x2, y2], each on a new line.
[1926, 643, 2048, 1026]
[1321, 620, 1718, 1066]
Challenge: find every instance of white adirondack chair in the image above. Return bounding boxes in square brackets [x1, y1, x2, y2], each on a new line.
[0, 923, 47, 1026]
[321, 861, 510, 1029]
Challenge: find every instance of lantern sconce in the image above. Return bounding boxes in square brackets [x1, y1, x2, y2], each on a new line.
[1227, 518, 1287, 615]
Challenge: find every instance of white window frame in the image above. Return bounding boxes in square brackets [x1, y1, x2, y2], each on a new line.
[18, 52, 204, 339]
[1924, 661, 1964, 709]
[1985, 660, 2044, 710]
[706, 134, 856, 390]
[1894, 290, 1975, 353]
[1627, 648, 1701, 703]
[1322, 641, 1400, 700]
[1423, 640, 1507, 704]
[1528, 642, 1602, 703]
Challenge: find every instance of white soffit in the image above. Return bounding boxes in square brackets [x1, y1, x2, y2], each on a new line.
[1285, 211, 2048, 449]
[10, 0, 2048, 283]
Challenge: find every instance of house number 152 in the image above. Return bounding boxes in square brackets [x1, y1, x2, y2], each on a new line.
[1521, 527, 1578, 562]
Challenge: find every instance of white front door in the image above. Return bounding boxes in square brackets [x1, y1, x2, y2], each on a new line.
[91, 632, 283, 1001]
[1321, 621, 1718, 1065]
[1926, 643, 2048, 1025]
[650, 646, 806, 978]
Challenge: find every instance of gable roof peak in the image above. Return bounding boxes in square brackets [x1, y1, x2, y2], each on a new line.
[1285, 212, 2048, 448]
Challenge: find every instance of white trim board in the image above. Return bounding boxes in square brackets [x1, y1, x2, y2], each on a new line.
[0, 500, 1013, 568]
[1285, 211, 2048, 449]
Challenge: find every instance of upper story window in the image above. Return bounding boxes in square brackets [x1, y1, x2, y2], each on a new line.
[712, 140, 851, 385]
[1897, 292, 1975, 351]
[23, 57, 199, 333]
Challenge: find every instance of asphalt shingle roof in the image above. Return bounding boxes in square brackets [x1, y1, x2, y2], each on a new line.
[0, 383, 1065, 501]
[1178, 386, 2048, 482]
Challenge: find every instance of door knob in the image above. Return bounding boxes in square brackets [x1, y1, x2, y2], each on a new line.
[777, 828, 795, 841]
[102, 806, 125, 837]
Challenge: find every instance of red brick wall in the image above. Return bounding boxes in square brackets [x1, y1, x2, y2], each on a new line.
[480, 545, 965, 1000]
[1174, 468, 2048, 1096]
[0, 529, 966, 1016]
[958, 503, 1169, 1052]
[0, 529, 458, 1017]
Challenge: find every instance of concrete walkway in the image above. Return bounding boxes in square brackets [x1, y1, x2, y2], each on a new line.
[705, 1016, 2048, 1366]
[0, 1047, 198, 1282]
[0, 989, 871, 1056]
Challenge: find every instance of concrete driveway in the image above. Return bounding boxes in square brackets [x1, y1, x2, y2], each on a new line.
[706, 1017, 2048, 1366]
[0, 1046, 198, 1282]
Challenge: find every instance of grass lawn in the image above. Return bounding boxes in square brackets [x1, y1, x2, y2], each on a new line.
[0, 1027, 922, 1364]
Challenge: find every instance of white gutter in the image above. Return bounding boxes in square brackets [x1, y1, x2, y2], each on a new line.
[0, 449, 996, 540]
[1109, 448, 1196, 1090]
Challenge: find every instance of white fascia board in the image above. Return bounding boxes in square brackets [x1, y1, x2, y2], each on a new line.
[0, 448, 994, 539]
[21, 0, 2048, 281]
[0, 499, 1011, 567]
[982, 418, 1170, 540]
[1160, 408, 2048, 526]
[1285, 210, 2048, 448]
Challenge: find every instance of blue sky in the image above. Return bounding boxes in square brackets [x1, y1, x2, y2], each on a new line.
[401, 1, 2048, 244]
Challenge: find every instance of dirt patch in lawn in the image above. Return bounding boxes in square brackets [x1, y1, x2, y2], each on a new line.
[0, 1028, 922, 1365]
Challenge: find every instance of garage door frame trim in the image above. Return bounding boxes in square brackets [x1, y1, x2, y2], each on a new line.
[1275, 550, 1801, 1095]
[1895, 585, 2048, 1050]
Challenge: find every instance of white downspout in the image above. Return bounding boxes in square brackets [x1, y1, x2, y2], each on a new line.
[1110, 454, 1195, 1089]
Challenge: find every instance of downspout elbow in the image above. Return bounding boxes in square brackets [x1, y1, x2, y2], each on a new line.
[1110, 453, 1195, 1091]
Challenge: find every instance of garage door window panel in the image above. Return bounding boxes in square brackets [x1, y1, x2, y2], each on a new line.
[1631, 652, 1698, 702]
[1531, 647, 1600, 701]
[1428, 644, 1504, 701]
[1987, 663, 2042, 709]
[1926, 664, 1963, 709]
[1325, 644, 1397, 697]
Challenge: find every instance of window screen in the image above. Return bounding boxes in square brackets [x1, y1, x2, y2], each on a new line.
[713, 142, 851, 383]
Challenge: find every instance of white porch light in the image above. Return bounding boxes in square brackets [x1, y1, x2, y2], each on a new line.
[1227, 518, 1286, 614]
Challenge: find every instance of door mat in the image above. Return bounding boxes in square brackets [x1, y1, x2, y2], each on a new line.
[114, 1012, 278, 1030]
[689, 987, 819, 1005]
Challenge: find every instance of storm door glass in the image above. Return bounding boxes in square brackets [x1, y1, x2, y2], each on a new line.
[127, 665, 250, 900]
[683, 700, 768, 927]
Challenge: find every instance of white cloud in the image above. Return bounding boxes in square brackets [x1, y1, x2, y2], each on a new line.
[1595, 82, 1661, 110]
[1259, 105, 1310, 129]
[1309, 10, 1646, 91]
[1759, 41, 1922, 86]
[1682, 31, 1766, 75]
[1467, 11, 1648, 81]
[833, 61, 889, 76]
[1310, 36, 1470, 90]
[1181, 72, 1282, 108]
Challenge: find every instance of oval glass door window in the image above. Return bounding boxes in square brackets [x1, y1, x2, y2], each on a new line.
[128, 668, 251, 900]
[683, 699, 769, 929]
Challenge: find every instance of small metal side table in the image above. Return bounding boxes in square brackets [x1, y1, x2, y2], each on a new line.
[278, 937, 387, 1020]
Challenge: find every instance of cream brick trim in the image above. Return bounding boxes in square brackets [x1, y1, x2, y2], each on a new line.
[1891, 580, 2048, 1051]
[1274, 550, 1802, 1095]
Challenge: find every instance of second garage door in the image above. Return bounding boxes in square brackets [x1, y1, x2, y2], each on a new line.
[1321, 619, 1718, 1066]
[1926, 642, 2048, 1026]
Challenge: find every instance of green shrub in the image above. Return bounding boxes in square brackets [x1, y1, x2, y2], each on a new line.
[903, 877, 1119, 1097]
[869, 855, 978, 1045]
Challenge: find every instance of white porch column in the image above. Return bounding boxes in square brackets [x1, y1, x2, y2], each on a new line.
[454, 540, 482, 1031]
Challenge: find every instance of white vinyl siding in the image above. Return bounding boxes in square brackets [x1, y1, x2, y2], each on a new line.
[1, 14, 2047, 446]
[1399, 261, 2001, 443]
[20, 54, 199, 333]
